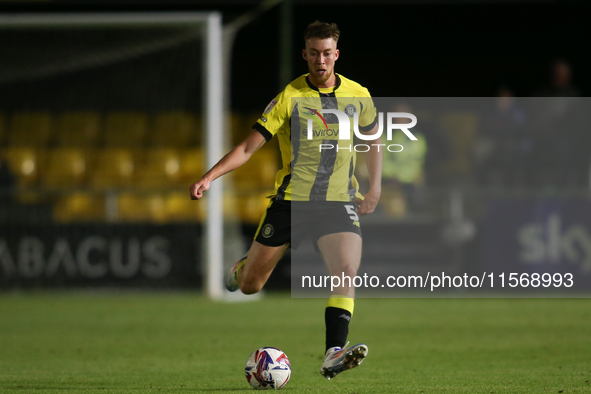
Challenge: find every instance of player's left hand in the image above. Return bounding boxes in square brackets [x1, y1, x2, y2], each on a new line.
[355, 191, 380, 217]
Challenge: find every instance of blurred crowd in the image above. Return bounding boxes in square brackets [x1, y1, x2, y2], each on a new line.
[369, 59, 588, 215]
[475, 59, 585, 191]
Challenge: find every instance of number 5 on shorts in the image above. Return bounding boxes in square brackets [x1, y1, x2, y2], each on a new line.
[345, 204, 359, 221]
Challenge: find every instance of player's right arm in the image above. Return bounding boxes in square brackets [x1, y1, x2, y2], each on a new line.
[189, 129, 267, 200]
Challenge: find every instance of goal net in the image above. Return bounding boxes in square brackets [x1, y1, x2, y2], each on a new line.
[0, 13, 226, 298]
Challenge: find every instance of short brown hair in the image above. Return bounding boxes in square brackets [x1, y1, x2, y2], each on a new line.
[304, 21, 340, 43]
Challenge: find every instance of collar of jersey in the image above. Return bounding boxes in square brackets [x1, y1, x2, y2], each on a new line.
[305, 73, 342, 93]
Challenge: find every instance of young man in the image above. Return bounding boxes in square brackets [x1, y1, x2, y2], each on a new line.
[190, 21, 382, 380]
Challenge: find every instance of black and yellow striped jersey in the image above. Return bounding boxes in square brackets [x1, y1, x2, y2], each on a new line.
[253, 73, 377, 202]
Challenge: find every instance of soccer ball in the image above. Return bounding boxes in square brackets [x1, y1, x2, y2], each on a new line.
[245, 347, 291, 390]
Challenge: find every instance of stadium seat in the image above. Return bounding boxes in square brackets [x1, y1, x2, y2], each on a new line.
[0, 147, 40, 186]
[135, 148, 181, 189]
[233, 148, 278, 194]
[117, 192, 166, 222]
[54, 112, 101, 147]
[8, 112, 53, 147]
[179, 148, 205, 185]
[90, 148, 136, 190]
[41, 148, 91, 189]
[238, 193, 270, 224]
[149, 112, 200, 147]
[53, 191, 106, 222]
[164, 191, 204, 222]
[103, 112, 147, 147]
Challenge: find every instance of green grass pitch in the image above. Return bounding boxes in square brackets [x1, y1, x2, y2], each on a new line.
[0, 292, 590, 393]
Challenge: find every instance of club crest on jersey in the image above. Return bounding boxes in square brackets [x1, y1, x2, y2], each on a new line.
[264, 99, 278, 114]
[343, 104, 357, 118]
[262, 224, 274, 238]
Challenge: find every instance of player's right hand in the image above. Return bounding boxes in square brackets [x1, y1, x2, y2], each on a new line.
[190, 179, 210, 200]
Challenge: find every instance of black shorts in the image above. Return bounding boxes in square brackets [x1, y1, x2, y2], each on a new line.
[254, 198, 362, 250]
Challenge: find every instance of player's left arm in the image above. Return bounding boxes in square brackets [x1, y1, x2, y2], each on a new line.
[356, 122, 382, 216]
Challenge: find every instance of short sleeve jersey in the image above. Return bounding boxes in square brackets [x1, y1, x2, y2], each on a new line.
[253, 73, 377, 202]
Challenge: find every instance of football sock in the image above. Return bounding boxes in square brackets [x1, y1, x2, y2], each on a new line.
[325, 295, 354, 352]
[235, 256, 247, 280]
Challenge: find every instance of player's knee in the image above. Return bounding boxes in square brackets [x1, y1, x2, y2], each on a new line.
[340, 262, 358, 278]
[240, 279, 263, 295]
[239, 271, 264, 294]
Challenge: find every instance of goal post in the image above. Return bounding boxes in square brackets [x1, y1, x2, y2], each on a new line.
[0, 12, 225, 299]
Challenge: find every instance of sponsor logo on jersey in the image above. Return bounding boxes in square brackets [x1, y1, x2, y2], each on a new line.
[303, 107, 329, 131]
[264, 99, 278, 114]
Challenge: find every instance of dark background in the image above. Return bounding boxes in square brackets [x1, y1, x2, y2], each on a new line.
[0, 0, 588, 112]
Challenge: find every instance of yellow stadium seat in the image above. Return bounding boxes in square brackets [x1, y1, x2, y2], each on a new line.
[41, 148, 91, 189]
[117, 192, 166, 222]
[234, 149, 278, 194]
[90, 148, 136, 190]
[149, 112, 200, 147]
[164, 191, 204, 222]
[53, 192, 106, 222]
[54, 112, 101, 147]
[103, 112, 147, 147]
[135, 148, 181, 189]
[1, 147, 40, 186]
[9, 112, 53, 147]
[238, 193, 270, 224]
[179, 148, 205, 185]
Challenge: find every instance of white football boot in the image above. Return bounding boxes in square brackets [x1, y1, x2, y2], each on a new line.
[320, 342, 368, 380]
[225, 257, 246, 292]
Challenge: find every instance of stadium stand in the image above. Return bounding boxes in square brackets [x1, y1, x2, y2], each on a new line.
[134, 148, 181, 189]
[0, 108, 284, 223]
[233, 148, 278, 194]
[89, 148, 136, 190]
[9, 112, 53, 147]
[53, 191, 106, 222]
[41, 148, 91, 189]
[54, 112, 101, 147]
[238, 192, 270, 224]
[103, 112, 148, 147]
[149, 112, 200, 147]
[1, 147, 40, 187]
[117, 192, 158, 222]
[164, 190, 204, 222]
[179, 148, 205, 185]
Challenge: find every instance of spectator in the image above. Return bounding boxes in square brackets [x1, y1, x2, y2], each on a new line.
[478, 86, 527, 188]
[529, 59, 581, 188]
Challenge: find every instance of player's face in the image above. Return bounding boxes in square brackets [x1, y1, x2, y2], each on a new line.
[302, 38, 339, 88]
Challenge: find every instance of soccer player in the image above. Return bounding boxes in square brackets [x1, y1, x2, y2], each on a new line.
[190, 21, 382, 380]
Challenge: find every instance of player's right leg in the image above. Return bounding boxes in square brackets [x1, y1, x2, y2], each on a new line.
[226, 197, 291, 294]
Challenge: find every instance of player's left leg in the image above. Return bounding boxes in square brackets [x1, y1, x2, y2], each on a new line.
[317, 232, 368, 380]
